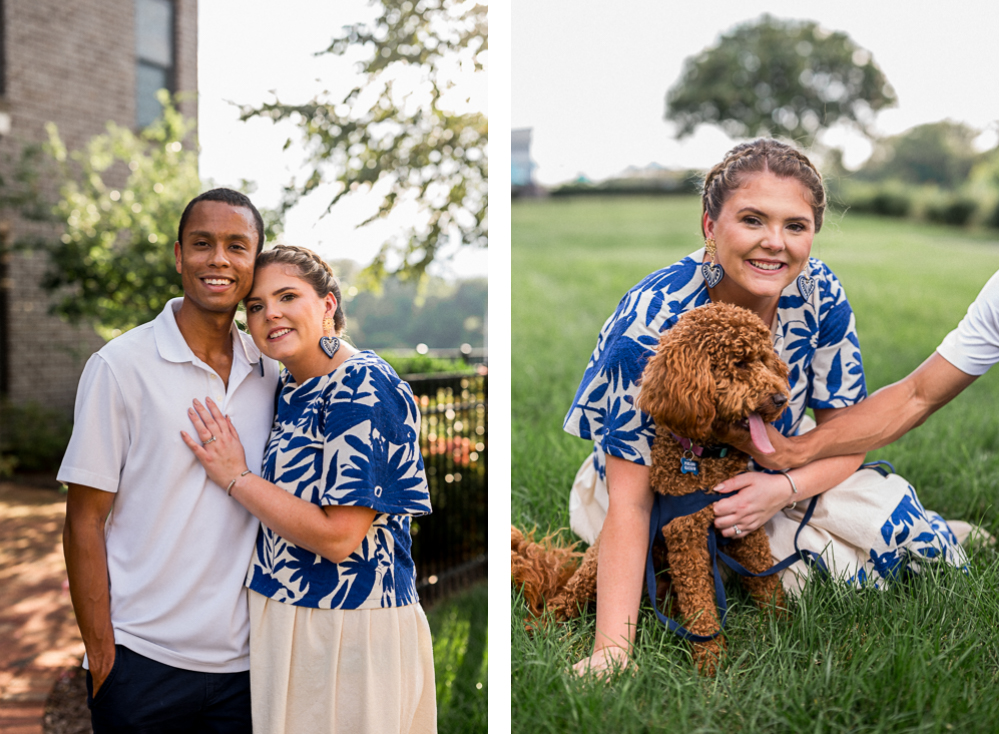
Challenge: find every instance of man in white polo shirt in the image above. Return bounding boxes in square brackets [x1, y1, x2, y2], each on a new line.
[60, 189, 279, 732]
[736, 271, 999, 469]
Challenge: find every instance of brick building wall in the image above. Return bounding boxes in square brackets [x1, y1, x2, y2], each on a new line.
[0, 0, 198, 414]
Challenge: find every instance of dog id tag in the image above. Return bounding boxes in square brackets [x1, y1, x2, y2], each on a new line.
[680, 451, 699, 475]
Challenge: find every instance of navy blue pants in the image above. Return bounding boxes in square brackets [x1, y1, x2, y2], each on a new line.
[86, 645, 252, 733]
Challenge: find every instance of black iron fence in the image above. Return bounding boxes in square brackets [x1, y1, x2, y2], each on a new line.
[406, 372, 487, 606]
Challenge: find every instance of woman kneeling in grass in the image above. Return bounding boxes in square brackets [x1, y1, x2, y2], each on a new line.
[564, 138, 969, 676]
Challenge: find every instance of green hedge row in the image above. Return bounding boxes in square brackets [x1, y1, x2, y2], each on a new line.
[832, 179, 999, 228]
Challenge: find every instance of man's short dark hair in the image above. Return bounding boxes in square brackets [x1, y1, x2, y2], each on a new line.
[177, 188, 266, 255]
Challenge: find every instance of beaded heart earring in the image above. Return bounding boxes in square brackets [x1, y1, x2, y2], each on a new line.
[319, 315, 340, 359]
[701, 238, 725, 288]
[796, 265, 816, 300]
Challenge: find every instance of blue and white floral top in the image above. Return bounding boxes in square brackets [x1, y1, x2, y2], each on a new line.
[563, 251, 867, 478]
[246, 351, 431, 610]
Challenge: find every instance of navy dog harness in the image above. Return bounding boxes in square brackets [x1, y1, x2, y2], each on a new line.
[644, 461, 895, 642]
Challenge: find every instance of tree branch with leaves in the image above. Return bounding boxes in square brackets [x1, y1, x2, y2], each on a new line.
[34, 94, 280, 340]
[241, 0, 487, 285]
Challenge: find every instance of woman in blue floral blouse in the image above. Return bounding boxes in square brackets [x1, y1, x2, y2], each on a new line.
[182, 245, 435, 733]
[563, 139, 967, 676]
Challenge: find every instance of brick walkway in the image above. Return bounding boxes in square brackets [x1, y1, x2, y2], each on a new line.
[0, 482, 84, 734]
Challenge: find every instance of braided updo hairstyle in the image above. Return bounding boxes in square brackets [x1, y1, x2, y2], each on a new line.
[253, 244, 346, 336]
[701, 139, 826, 235]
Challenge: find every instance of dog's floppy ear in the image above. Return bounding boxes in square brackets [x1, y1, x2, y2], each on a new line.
[637, 335, 716, 441]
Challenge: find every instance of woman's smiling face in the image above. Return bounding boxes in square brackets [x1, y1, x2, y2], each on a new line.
[245, 263, 336, 369]
[704, 170, 815, 306]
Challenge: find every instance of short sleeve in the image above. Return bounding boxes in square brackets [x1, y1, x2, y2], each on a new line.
[319, 360, 431, 516]
[56, 354, 130, 492]
[563, 257, 708, 465]
[936, 272, 999, 376]
[806, 262, 867, 410]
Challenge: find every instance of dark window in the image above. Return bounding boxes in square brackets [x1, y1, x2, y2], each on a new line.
[135, 0, 175, 127]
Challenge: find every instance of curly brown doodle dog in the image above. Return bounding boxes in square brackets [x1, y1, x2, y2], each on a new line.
[511, 302, 791, 674]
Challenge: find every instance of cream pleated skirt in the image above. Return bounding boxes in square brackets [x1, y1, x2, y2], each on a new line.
[248, 589, 437, 734]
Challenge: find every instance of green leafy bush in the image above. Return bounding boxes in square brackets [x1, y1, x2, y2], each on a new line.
[924, 194, 979, 226]
[837, 181, 912, 218]
[0, 400, 73, 474]
[986, 201, 999, 228]
[379, 351, 477, 376]
[837, 178, 996, 228]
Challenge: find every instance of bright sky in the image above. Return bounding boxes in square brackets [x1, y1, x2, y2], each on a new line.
[512, 0, 999, 185]
[198, 0, 488, 280]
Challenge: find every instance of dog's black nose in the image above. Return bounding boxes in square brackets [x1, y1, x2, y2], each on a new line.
[772, 394, 787, 408]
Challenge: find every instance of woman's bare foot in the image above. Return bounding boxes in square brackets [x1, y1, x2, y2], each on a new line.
[572, 645, 632, 678]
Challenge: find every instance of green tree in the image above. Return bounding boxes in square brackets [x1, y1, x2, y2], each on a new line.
[242, 0, 487, 285]
[666, 14, 896, 147]
[39, 99, 200, 339]
[34, 95, 279, 340]
[858, 121, 989, 188]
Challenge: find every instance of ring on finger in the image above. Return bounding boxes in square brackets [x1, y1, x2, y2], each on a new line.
[203, 436, 217, 446]
[733, 524, 741, 536]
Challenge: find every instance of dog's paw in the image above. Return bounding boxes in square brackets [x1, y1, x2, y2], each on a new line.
[692, 638, 726, 677]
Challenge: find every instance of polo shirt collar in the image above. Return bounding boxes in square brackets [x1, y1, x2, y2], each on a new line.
[153, 297, 263, 369]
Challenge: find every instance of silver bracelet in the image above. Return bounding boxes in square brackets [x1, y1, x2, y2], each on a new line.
[781, 471, 799, 509]
[227, 469, 252, 496]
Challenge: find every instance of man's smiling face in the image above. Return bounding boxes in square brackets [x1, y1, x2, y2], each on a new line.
[174, 200, 258, 315]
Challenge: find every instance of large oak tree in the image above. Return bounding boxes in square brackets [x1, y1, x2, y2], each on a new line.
[666, 15, 896, 147]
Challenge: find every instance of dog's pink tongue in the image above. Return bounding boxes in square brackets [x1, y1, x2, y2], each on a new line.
[748, 413, 775, 454]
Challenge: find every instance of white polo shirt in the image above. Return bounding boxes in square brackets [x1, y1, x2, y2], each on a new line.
[936, 271, 999, 376]
[58, 298, 279, 673]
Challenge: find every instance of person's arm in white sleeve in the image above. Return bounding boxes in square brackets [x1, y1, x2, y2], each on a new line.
[58, 355, 130, 692]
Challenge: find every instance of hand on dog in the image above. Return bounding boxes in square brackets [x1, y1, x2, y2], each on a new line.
[712, 471, 794, 538]
[573, 645, 633, 678]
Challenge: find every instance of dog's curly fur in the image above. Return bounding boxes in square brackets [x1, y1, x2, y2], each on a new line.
[511, 302, 792, 674]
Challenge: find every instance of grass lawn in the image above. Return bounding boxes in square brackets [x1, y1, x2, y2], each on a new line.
[427, 581, 488, 733]
[511, 196, 998, 733]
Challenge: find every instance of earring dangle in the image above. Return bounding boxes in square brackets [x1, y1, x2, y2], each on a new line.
[796, 266, 816, 300]
[319, 316, 340, 359]
[701, 238, 725, 288]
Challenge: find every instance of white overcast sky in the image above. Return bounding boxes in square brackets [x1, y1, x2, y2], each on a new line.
[198, 0, 488, 279]
[512, 0, 999, 185]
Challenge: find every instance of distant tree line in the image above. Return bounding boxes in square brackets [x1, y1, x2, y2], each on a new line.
[830, 121, 998, 228]
[331, 260, 486, 349]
